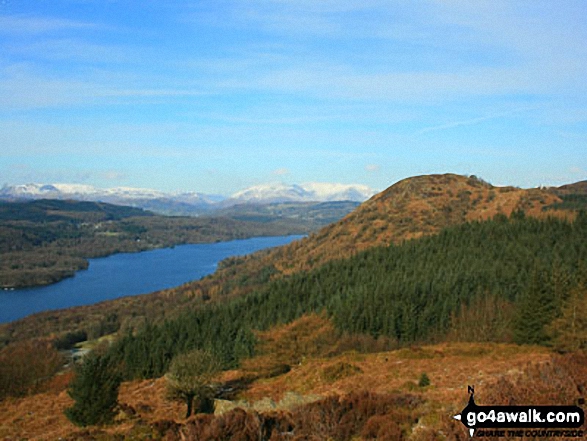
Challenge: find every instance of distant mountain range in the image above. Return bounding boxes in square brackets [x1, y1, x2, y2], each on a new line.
[227, 182, 375, 205]
[0, 183, 221, 215]
[0, 182, 377, 215]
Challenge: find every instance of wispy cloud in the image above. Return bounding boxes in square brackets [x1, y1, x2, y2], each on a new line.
[0, 14, 96, 34]
[417, 107, 535, 135]
[249, 66, 534, 102]
[0, 64, 210, 110]
[184, 0, 392, 39]
[217, 1, 587, 101]
[6, 38, 131, 64]
[0, 1, 585, 191]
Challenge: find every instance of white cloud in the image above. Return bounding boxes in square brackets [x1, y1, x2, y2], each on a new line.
[429, 1, 587, 90]
[3, 2, 585, 112]
[184, 0, 392, 39]
[208, 1, 587, 101]
[1, 1, 585, 194]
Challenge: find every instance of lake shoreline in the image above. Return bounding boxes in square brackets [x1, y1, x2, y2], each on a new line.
[2, 234, 298, 291]
[0, 235, 304, 325]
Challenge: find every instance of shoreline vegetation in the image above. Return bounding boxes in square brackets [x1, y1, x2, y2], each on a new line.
[0, 199, 314, 289]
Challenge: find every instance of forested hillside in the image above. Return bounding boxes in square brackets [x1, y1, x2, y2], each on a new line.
[0, 174, 580, 346]
[0, 199, 306, 288]
[105, 212, 587, 379]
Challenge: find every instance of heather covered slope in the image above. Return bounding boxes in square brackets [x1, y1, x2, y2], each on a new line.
[2, 341, 584, 440]
[170, 173, 568, 298]
[265, 173, 564, 275]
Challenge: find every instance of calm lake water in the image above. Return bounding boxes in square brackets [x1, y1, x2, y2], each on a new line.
[0, 235, 303, 324]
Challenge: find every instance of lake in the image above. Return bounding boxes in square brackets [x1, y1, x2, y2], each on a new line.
[0, 235, 303, 324]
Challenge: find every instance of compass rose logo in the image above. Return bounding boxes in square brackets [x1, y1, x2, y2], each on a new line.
[453, 385, 477, 437]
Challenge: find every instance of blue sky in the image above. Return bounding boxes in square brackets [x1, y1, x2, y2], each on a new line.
[1, 0, 586, 195]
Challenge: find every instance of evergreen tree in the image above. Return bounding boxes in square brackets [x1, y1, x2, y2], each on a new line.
[65, 352, 121, 426]
[233, 327, 256, 362]
[418, 372, 431, 387]
[547, 284, 587, 352]
[513, 267, 557, 345]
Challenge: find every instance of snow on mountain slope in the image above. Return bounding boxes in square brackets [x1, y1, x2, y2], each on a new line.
[49, 184, 168, 199]
[228, 182, 377, 204]
[0, 184, 215, 202]
[300, 183, 375, 202]
[0, 183, 221, 215]
[51, 183, 106, 195]
[2, 184, 61, 197]
[229, 183, 310, 203]
[0, 181, 377, 213]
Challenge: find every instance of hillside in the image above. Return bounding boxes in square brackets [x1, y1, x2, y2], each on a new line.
[1, 174, 587, 439]
[1, 342, 569, 440]
[0, 199, 153, 223]
[170, 174, 569, 299]
[0, 199, 307, 289]
[264, 174, 566, 275]
[0, 174, 576, 344]
[554, 180, 587, 195]
[162, 173, 569, 299]
[208, 201, 360, 230]
[3, 317, 585, 439]
[101, 211, 587, 379]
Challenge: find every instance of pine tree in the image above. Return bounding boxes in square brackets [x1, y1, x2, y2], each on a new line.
[513, 267, 557, 345]
[65, 352, 121, 426]
[233, 327, 256, 363]
[547, 284, 587, 352]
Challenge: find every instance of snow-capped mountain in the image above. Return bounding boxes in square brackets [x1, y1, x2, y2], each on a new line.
[298, 183, 376, 202]
[0, 183, 222, 215]
[227, 182, 376, 204]
[1, 183, 166, 199]
[0, 182, 377, 214]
